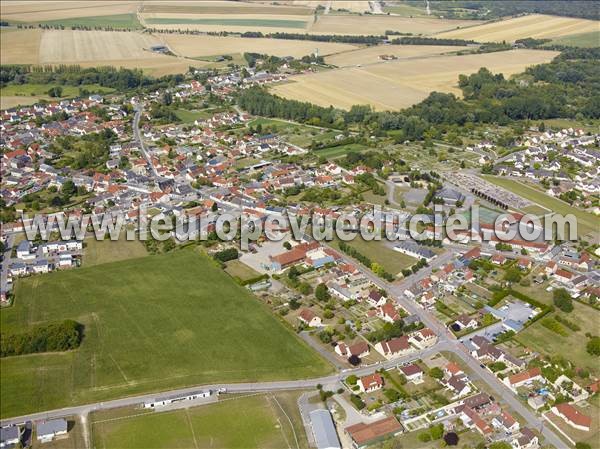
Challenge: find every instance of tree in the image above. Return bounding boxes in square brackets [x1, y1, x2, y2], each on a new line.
[315, 283, 331, 301]
[429, 367, 443, 379]
[586, 336, 600, 356]
[503, 267, 522, 283]
[575, 443, 592, 449]
[47, 86, 63, 97]
[553, 288, 574, 313]
[429, 423, 444, 440]
[283, 241, 292, 250]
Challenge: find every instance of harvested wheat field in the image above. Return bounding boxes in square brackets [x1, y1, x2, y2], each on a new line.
[0, 1, 138, 22]
[0, 28, 41, 65]
[325, 44, 470, 67]
[271, 49, 559, 111]
[163, 34, 357, 59]
[310, 14, 483, 35]
[39, 30, 162, 63]
[437, 14, 600, 43]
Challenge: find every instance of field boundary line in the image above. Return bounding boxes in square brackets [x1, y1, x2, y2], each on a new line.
[271, 395, 300, 449]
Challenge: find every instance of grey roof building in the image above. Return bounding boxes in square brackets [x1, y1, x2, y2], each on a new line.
[36, 418, 67, 442]
[309, 409, 341, 449]
[0, 426, 19, 448]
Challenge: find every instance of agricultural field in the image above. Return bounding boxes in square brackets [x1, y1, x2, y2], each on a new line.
[548, 30, 600, 48]
[91, 392, 309, 449]
[271, 49, 558, 110]
[325, 44, 469, 67]
[39, 30, 160, 63]
[163, 34, 358, 59]
[0, 29, 211, 76]
[38, 13, 141, 29]
[309, 14, 483, 35]
[0, 1, 138, 22]
[224, 259, 261, 282]
[0, 249, 331, 418]
[437, 14, 600, 43]
[0, 28, 41, 65]
[141, 2, 313, 16]
[482, 176, 598, 237]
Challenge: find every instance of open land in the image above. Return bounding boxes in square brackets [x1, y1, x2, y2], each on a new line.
[324, 44, 469, 67]
[0, 249, 331, 418]
[482, 176, 598, 237]
[91, 391, 309, 449]
[309, 14, 483, 35]
[548, 30, 600, 48]
[0, 28, 41, 65]
[163, 34, 358, 59]
[82, 234, 148, 268]
[437, 14, 600, 42]
[271, 49, 558, 110]
[0, 1, 138, 22]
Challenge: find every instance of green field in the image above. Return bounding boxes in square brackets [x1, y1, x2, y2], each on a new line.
[314, 143, 367, 159]
[224, 259, 261, 282]
[145, 18, 308, 29]
[482, 175, 598, 237]
[515, 298, 600, 375]
[0, 83, 114, 100]
[548, 30, 600, 48]
[91, 392, 308, 449]
[83, 234, 148, 267]
[38, 14, 141, 29]
[331, 237, 416, 276]
[0, 249, 331, 418]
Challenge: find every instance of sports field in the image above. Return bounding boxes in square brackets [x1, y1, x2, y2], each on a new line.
[0, 249, 331, 418]
[163, 34, 357, 59]
[437, 14, 600, 43]
[91, 392, 308, 449]
[272, 49, 558, 110]
[309, 14, 483, 35]
[482, 176, 598, 237]
[325, 44, 469, 67]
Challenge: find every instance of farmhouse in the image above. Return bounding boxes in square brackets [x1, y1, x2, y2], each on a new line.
[345, 417, 403, 449]
[36, 419, 68, 443]
[551, 403, 592, 432]
[358, 373, 384, 393]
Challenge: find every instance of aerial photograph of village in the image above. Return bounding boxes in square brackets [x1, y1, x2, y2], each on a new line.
[0, 1, 599, 448]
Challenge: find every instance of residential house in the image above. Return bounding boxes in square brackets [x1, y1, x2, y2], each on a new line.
[374, 336, 412, 358]
[400, 364, 424, 384]
[551, 403, 591, 432]
[504, 368, 545, 391]
[335, 341, 369, 359]
[345, 417, 403, 449]
[453, 314, 478, 331]
[36, 419, 68, 443]
[298, 309, 322, 328]
[512, 427, 539, 449]
[492, 410, 520, 434]
[358, 373, 384, 393]
[408, 327, 437, 349]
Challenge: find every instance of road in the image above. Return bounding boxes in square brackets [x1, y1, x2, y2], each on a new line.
[0, 233, 15, 295]
[133, 105, 159, 179]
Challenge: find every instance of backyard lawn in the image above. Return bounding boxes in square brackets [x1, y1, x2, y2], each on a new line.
[0, 249, 331, 418]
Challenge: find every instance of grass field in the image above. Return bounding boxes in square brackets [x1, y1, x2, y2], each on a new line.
[1, 82, 114, 110]
[482, 176, 598, 237]
[0, 249, 331, 418]
[325, 44, 468, 67]
[91, 391, 309, 449]
[163, 34, 357, 59]
[314, 143, 367, 159]
[309, 14, 481, 35]
[224, 260, 261, 282]
[83, 234, 147, 267]
[331, 237, 416, 276]
[515, 301, 600, 376]
[272, 49, 558, 110]
[437, 14, 600, 42]
[548, 30, 600, 48]
[38, 13, 141, 29]
[142, 3, 313, 16]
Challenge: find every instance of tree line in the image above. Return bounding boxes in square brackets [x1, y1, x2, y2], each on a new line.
[1, 320, 83, 357]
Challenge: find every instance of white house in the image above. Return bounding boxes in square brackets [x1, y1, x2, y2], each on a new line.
[36, 419, 68, 443]
[400, 364, 424, 384]
[358, 373, 384, 393]
[298, 309, 322, 328]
